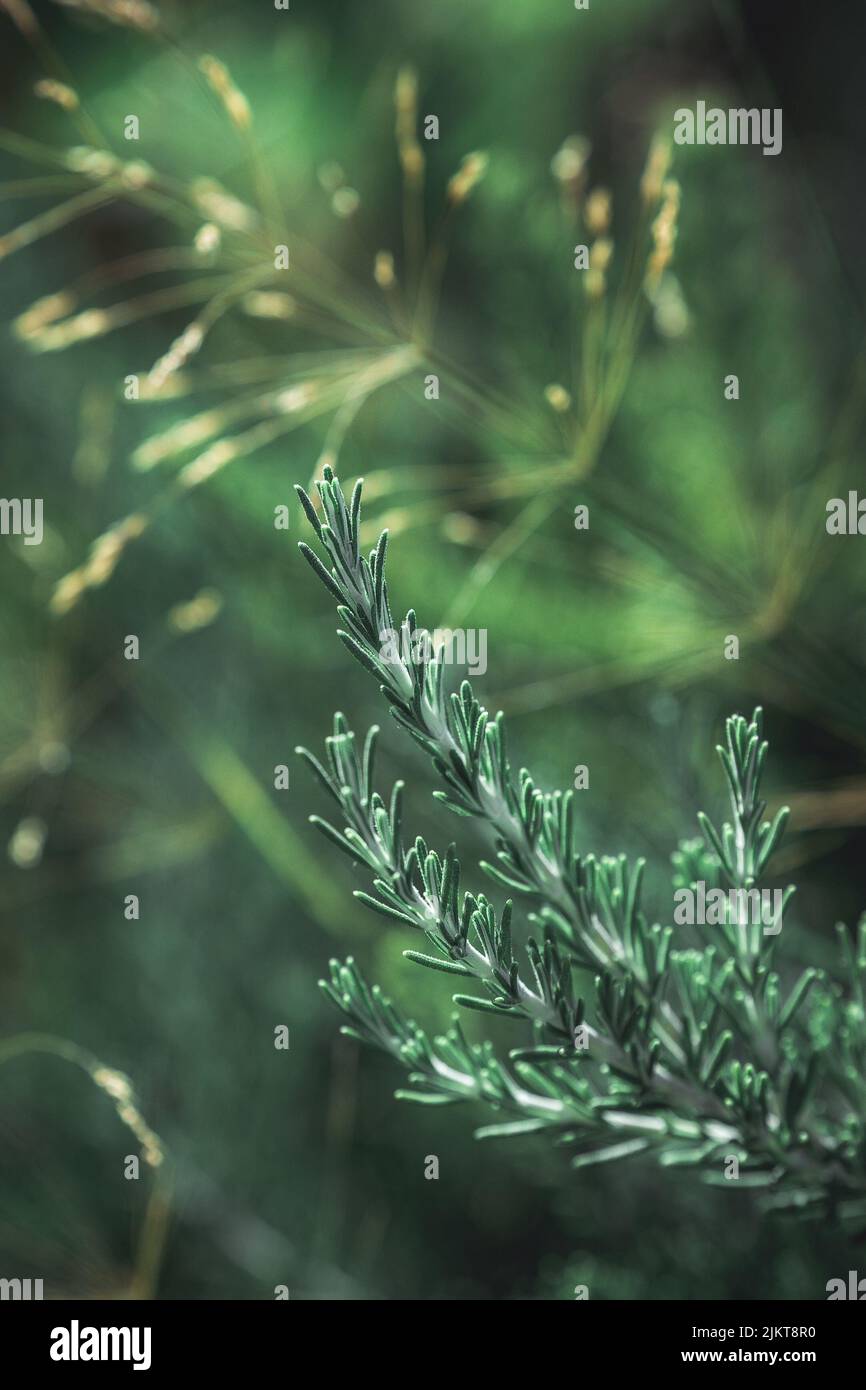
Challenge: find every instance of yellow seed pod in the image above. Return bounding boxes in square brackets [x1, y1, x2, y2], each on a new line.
[544, 383, 572, 413]
[34, 79, 79, 111]
[585, 188, 612, 236]
[374, 251, 396, 289]
[640, 135, 672, 206]
[447, 151, 488, 206]
[199, 54, 252, 131]
[590, 237, 614, 273]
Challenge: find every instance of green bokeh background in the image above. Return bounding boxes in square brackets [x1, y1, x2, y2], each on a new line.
[1, 0, 865, 1298]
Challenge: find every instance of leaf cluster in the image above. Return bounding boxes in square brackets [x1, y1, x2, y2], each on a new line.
[297, 469, 866, 1219]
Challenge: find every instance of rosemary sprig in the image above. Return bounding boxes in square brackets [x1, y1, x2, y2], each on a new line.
[296, 468, 866, 1208]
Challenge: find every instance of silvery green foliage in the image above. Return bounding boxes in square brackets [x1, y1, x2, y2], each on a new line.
[297, 468, 866, 1220]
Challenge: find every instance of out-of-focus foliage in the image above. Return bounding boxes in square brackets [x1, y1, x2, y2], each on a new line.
[1, 0, 865, 1299]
